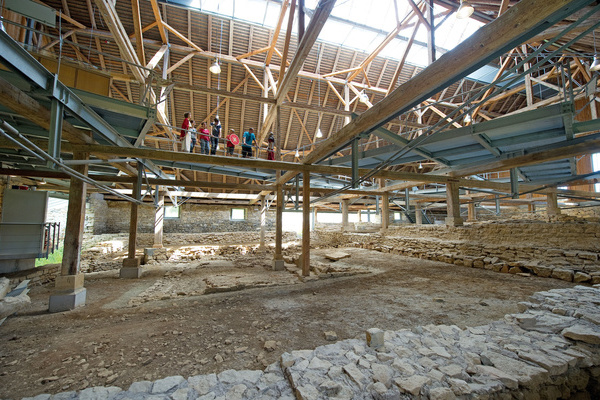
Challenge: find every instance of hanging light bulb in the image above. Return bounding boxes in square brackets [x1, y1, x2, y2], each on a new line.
[295, 148, 300, 158]
[591, 56, 600, 72]
[209, 59, 221, 74]
[456, 0, 474, 19]
[39, 178, 47, 185]
[463, 113, 472, 124]
[358, 90, 369, 104]
[316, 128, 323, 138]
[418, 161, 423, 169]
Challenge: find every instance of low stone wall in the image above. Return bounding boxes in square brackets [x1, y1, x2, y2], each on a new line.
[24, 285, 600, 399]
[312, 220, 600, 284]
[6, 263, 60, 287]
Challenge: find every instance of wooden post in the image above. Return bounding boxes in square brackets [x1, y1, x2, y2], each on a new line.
[121, 162, 143, 278]
[415, 203, 423, 225]
[546, 192, 561, 216]
[49, 151, 88, 312]
[341, 199, 349, 231]
[153, 190, 165, 248]
[302, 171, 310, 277]
[60, 152, 88, 276]
[445, 181, 463, 226]
[467, 190, 477, 222]
[381, 192, 389, 230]
[259, 194, 266, 252]
[467, 202, 476, 222]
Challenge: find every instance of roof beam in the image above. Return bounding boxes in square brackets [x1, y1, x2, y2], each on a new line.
[278, 0, 594, 184]
[258, 0, 337, 144]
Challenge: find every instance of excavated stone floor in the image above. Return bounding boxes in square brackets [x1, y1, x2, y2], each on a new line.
[0, 247, 589, 399]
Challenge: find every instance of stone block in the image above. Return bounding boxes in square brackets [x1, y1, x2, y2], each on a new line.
[48, 288, 86, 313]
[366, 328, 384, 349]
[272, 259, 285, 271]
[54, 274, 85, 291]
[562, 324, 600, 345]
[551, 268, 574, 282]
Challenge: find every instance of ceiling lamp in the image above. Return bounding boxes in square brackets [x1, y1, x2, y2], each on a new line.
[418, 161, 423, 169]
[456, 0, 474, 19]
[316, 128, 323, 138]
[358, 90, 369, 104]
[592, 56, 600, 72]
[463, 113, 472, 124]
[209, 59, 221, 74]
[39, 179, 47, 185]
[295, 148, 300, 158]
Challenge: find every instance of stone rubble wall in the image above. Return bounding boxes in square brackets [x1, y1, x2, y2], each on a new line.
[22, 285, 600, 400]
[87, 199, 276, 235]
[312, 220, 600, 284]
[6, 264, 60, 287]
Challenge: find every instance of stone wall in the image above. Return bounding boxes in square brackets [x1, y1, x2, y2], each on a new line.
[6, 263, 60, 287]
[87, 198, 276, 235]
[312, 219, 600, 284]
[27, 285, 600, 399]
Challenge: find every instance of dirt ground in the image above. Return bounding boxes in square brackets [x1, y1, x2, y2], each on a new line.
[0, 247, 578, 399]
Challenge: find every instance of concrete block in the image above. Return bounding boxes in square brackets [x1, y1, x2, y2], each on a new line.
[272, 259, 285, 271]
[120, 267, 143, 279]
[49, 288, 86, 313]
[54, 274, 84, 291]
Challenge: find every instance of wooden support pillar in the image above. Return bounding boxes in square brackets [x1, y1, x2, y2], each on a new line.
[427, 0, 436, 64]
[121, 162, 144, 278]
[546, 192, 561, 216]
[341, 199, 349, 231]
[153, 190, 165, 248]
[381, 192, 389, 231]
[302, 171, 310, 277]
[259, 194, 266, 252]
[49, 151, 88, 312]
[415, 203, 423, 225]
[445, 181, 463, 226]
[467, 201, 476, 222]
[272, 182, 284, 270]
[357, 210, 362, 222]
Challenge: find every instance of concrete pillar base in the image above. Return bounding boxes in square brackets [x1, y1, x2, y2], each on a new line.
[121, 257, 143, 278]
[120, 267, 143, 279]
[49, 288, 86, 313]
[258, 245, 267, 253]
[272, 259, 285, 271]
[445, 216, 464, 227]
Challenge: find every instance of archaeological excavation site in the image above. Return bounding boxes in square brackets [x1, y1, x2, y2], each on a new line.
[2, 0, 600, 399]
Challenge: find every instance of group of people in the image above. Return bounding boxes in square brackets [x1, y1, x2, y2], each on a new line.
[179, 113, 273, 159]
[179, 113, 225, 155]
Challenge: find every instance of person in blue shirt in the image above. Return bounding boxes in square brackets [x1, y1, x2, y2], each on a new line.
[242, 127, 256, 158]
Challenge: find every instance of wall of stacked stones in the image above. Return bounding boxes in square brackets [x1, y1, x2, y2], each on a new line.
[87, 196, 276, 234]
[313, 220, 600, 284]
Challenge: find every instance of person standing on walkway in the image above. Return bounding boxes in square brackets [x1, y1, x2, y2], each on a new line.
[242, 127, 256, 158]
[180, 112, 191, 152]
[199, 121, 210, 155]
[210, 117, 221, 155]
[189, 120, 197, 153]
[226, 129, 236, 156]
